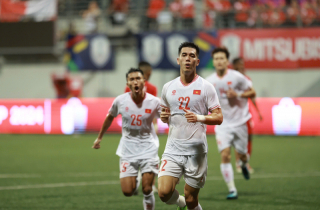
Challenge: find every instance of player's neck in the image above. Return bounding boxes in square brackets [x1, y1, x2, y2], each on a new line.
[131, 91, 145, 104]
[217, 69, 227, 78]
[181, 72, 197, 85]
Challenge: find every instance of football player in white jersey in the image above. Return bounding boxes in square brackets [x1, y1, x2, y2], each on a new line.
[206, 47, 256, 200]
[158, 42, 223, 210]
[92, 68, 161, 210]
[232, 57, 263, 174]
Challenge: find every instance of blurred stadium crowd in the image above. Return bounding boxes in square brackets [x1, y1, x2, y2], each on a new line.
[55, 0, 320, 34]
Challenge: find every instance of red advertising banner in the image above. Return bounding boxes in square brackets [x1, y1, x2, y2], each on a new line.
[0, 97, 319, 136]
[219, 28, 320, 69]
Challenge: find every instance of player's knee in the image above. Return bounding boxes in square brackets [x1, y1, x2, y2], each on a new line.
[221, 153, 231, 162]
[185, 194, 198, 208]
[158, 187, 173, 202]
[122, 188, 134, 197]
[142, 185, 152, 195]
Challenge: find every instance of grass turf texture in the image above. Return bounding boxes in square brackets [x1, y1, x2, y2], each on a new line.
[0, 134, 320, 210]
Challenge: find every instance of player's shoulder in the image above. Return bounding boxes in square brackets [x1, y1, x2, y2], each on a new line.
[199, 75, 214, 86]
[205, 72, 217, 82]
[229, 69, 245, 78]
[245, 75, 252, 81]
[115, 92, 130, 102]
[163, 77, 179, 90]
[145, 93, 161, 106]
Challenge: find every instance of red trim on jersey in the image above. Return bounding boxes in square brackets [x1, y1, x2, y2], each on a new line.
[160, 105, 169, 109]
[130, 91, 146, 105]
[209, 105, 221, 112]
[180, 74, 199, 87]
[245, 75, 252, 81]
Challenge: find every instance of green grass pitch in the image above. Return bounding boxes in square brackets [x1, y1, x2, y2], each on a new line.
[0, 134, 320, 210]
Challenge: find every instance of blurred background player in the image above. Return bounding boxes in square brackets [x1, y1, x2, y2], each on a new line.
[232, 57, 263, 174]
[158, 42, 223, 210]
[93, 68, 161, 210]
[206, 47, 256, 200]
[124, 61, 159, 193]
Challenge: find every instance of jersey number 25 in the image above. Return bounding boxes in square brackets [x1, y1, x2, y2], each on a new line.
[131, 114, 142, 126]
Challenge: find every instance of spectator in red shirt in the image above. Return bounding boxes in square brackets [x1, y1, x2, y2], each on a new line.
[169, 0, 182, 29]
[108, 0, 129, 25]
[301, 1, 317, 25]
[234, 0, 252, 25]
[180, 0, 195, 30]
[146, 0, 166, 30]
[286, 0, 300, 24]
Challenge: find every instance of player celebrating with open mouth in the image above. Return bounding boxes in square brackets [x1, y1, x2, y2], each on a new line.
[93, 68, 161, 210]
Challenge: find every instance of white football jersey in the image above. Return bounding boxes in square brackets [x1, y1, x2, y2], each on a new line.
[109, 92, 161, 159]
[161, 75, 221, 155]
[206, 69, 251, 128]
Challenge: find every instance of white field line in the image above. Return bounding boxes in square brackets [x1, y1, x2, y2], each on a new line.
[0, 172, 120, 178]
[0, 180, 119, 190]
[0, 172, 320, 191]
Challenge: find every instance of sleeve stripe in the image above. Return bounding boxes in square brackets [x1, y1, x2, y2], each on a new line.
[209, 105, 221, 111]
[160, 105, 169, 108]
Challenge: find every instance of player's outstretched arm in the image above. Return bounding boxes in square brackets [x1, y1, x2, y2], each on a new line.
[183, 108, 223, 125]
[251, 97, 263, 121]
[92, 114, 115, 149]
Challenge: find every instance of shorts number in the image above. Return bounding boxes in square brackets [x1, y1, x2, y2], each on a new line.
[178, 97, 190, 110]
[131, 114, 142, 126]
[161, 160, 167, 172]
[121, 162, 129, 173]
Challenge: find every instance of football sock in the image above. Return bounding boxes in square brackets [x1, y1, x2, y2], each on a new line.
[188, 203, 202, 210]
[247, 140, 252, 156]
[165, 189, 186, 207]
[143, 191, 155, 210]
[220, 163, 236, 192]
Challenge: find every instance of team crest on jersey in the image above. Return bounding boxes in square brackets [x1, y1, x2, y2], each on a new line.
[227, 81, 232, 85]
[145, 109, 151, 113]
[125, 107, 129, 112]
[193, 90, 201, 95]
[172, 90, 176, 95]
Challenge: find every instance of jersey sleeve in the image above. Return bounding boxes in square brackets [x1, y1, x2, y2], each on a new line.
[160, 83, 170, 109]
[205, 82, 221, 112]
[238, 74, 251, 91]
[108, 97, 120, 117]
[155, 98, 161, 118]
[124, 86, 130, 93]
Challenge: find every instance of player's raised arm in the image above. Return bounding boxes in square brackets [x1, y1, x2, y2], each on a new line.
[183, 108, 223, 125]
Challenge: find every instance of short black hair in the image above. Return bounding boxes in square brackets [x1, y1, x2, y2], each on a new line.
[178, 42, 200, 57]
[126, 68, 144, 80]
[138, 61, 151, 69]
[232, 57, 243, 65]
[211, 47, 230, 59]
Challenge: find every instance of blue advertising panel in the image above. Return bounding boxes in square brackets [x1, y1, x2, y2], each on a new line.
[137, 31, 218, 70]
[65, 34, 114, 71]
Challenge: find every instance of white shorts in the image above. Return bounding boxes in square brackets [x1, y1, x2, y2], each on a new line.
[158, 153, 207, 189]
[119, 158, 159, 179]
[215, 123, 249, 154]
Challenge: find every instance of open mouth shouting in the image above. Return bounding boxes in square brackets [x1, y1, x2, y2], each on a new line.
[134, 86, 139, 92]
